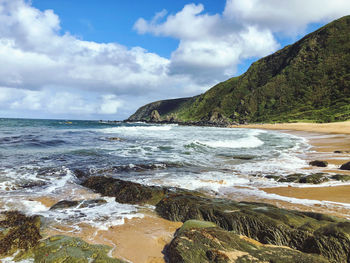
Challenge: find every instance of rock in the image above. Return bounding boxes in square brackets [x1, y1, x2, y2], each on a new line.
[166, 220, 328, 263]
[82, 176, 168, 205]
[150, 110, 161, 122]
[209, 111, 231, 125]
[334, 151, 343, 153]
[73, 169, 89, 179]
[49, 199, 107, 210]
[34, 235, 125, 263]
[277, 173, 304, 183]
[0, 211, 41, 260]
[277, 173, 329, 184]
[156, 193, 350, 262]
[340, 161, 350, 170]
[49, 200, 79, 210]
[309, 160, 328, 167]
[331, 174, 350, 182]
[108, 137, 123, 141]
[232, 155, 255, 160]
[299, 173, 329, 184]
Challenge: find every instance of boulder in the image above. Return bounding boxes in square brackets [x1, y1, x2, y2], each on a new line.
[156, 193, 350, 262]
[309, 160, 328, 167]
[166, 220, 328, 263]
[299, 173, 329, 184]
[340, 161, 350, 170]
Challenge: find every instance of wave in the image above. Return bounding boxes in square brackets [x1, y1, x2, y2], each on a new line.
[101, 125, 173, 133]
[196, 136, 264, 149]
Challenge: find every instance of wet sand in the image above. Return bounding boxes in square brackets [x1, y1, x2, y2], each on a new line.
[231, 122, 350, 214]
[44, 212, 182, 263]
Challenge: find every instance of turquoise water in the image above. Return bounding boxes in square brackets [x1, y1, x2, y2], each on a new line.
[0, 118, 314, 228]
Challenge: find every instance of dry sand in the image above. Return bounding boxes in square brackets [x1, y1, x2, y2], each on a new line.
[230, 121, 350, 135]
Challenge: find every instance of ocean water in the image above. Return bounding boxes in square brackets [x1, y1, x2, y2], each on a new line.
[0, 118, 342, 229]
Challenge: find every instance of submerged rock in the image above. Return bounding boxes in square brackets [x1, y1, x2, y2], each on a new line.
[82, 176, 168, 205]
[340, 161, 350, 170]
[156, 193, 350, 262]
[309, 160, 328, 167]
[34, 235, 124, 263]
[0, 211, 41, 260]
[49, 199, 107, 210]
[166, 220, 328, 263]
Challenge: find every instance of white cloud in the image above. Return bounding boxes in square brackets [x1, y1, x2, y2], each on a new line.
[135, 3, 279, 83]
[224, 0, 350, 34]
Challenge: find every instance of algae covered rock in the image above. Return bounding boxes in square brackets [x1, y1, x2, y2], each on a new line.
[50, 199, 107, 210]
[309, 160, 328, 167]
[299, 173, 329, 184]
[34, 235, 125, 263]
[156, 193, 349, 262]
[166, 220, 328, 263]
[331, 174, 350, 182]
[0, 211, 41, 259]
[82, 176, 168, 205]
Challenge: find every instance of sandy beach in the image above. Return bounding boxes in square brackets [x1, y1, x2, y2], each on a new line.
[231, 121, 350, 135]
[231, 121, 350, 216]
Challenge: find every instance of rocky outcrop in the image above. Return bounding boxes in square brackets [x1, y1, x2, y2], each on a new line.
[309, 160, 328, 167]
[340, 161, 350, 170]
[156, 193, 350, 262]
[0, 211, 125, 262]
[82, 176, 168, 205]
[127, 96, 198, 122]
[150, 110, 162, 122]
[166, 220, 328, 263]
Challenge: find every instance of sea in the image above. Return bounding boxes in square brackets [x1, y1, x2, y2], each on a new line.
[0, 118, 348, 231]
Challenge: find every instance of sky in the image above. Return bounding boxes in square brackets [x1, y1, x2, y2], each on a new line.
[0, 0, 350, 120]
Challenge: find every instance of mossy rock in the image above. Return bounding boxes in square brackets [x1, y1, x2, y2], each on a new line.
[331, 174, 350, 182]
[82, 176, 167, 205]
[299, 173, 329, 184]
[156, 193, 349, 262]
[277, 173, 304, 183]
[0, 211, 41, 260]
[34, 235, 125, 263]
[166, 223, 328, 263]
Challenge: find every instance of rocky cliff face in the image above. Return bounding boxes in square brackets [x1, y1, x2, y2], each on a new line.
[127, 15, 350, 124]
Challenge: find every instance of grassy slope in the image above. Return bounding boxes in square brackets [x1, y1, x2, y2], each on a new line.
[128, 16, 350, 123]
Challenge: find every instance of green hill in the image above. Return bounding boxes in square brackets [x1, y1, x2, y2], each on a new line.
[128, 16, 350, 124]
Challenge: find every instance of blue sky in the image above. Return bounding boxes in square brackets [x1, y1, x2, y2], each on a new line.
[0, 0, 349, 120]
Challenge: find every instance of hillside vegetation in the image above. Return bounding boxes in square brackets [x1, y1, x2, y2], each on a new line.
[128, 16, 350, 124]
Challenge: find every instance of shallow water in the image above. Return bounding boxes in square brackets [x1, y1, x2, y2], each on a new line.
[0, 118, 348, 228]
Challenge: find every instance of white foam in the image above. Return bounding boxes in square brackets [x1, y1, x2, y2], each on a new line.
[23, 197, 144, 231]
[101, 125, 173, 133]
[196, 136, 264, 149]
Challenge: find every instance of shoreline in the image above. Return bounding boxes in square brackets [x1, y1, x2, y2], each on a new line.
[230, 122, 350, 216]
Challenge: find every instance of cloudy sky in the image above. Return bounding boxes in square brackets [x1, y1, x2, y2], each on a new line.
[0, 0, 349, 120]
